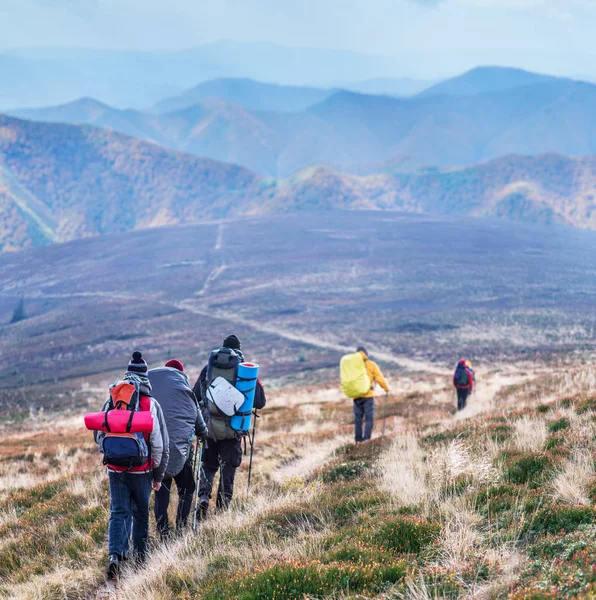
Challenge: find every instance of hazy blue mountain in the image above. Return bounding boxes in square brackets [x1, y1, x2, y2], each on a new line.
[1, 42, 405, 110]
[8, 97, 283, 174]
[153, 78, 332, 114]
[12, 97, 115, 123]
[11, 76, 596, 177]
[301, 80, 596, 171]
[344, 77, 435, 97]
[419, 66, 567, 97]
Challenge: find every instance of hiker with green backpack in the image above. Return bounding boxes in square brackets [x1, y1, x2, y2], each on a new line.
[341, 346, 390, 442]
[192, 335, 267, 519]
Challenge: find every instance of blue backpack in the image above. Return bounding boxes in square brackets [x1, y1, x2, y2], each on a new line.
[98, 380, 150, 469]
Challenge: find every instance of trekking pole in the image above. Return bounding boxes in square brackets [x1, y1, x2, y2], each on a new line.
[382, 391, 388, 436]
[192, 439, 203, 532]
[191, 436, 198, 474]
[247, 409, 259, 493]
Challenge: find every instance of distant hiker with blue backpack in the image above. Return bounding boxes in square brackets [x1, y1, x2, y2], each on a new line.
[90, 351, 169, 580]
[192, 334, 266, 519]
[148, 359, 208, 539]
[341, 346, 390, 442]
[453, 359, 475, 411]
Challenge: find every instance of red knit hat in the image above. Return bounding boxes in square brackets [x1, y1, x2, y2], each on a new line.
[165, 359, 184, 372]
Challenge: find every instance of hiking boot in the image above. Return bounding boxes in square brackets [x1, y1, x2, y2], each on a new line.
[199, 498, 209, 521]
[107, 554, 120, 580]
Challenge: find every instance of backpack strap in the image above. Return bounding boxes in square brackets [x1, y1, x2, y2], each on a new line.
[125, 385, 141, 433]
[139, 394, 153, 467]
[102, 396, 114, 433]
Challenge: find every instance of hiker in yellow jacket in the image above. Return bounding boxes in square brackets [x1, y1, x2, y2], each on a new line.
[353, 346, 389, 442]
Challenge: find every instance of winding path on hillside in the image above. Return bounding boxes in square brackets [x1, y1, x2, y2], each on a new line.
[27, 285, 449, 376]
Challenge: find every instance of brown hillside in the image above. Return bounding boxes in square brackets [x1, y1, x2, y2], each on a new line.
[0, 115, 262, 250]
[2, 115, 596, 251]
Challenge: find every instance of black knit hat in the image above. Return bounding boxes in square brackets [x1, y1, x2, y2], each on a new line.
[127, 350, 148, 375]
[223, 334, 241, 350]
[356, 346, 368, 357]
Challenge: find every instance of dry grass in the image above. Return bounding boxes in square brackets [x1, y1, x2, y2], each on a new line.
[512, 416, 548, 452]
[552, 449, 595, 506]
[115, 483, 324, 600]
[378, 433, 430, 507]
[3, 567, 103, 600]
[1, 361, 595, 599]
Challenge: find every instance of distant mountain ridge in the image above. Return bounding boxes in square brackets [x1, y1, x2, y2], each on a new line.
[0, 41, 406, 110]
[344, 77, 435, 97]
[2, 115, 596, 252]
[419, 66, 566, 97]
[153, 78, 333, 114]
[10, 68, 596, 177]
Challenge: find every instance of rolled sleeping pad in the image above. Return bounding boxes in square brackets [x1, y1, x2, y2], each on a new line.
[230, 363, 259, 432]
[84, 410, 154, 434]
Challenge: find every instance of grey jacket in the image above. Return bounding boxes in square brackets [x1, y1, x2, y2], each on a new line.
[148, 367, 207, 478]
[152, 398, 169, 483]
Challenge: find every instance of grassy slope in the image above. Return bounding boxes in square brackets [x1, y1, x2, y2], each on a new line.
[1, 365, 596, 599]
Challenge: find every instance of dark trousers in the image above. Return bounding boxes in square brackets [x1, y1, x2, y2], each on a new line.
[154, 461, 196, 537]
[108, 471, 151, 560]
[457, 388, 470, 411]
[198, 438, 242, 510]
[353, 397, 375, 442]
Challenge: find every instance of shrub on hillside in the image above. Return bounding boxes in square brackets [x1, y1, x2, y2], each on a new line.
[576, 396, 596, 414]
[487, 423, 513, 442]
[322, 460, 368, 483]
[512, 525, 596, 598]
[422, 429, 470, 445]
[501, 451, 553, 487]
[202, 559, 409, 600]
[524, 504, 595, 538]
[547, 417, 570, 433]
[334, 438, 391, 465]
[370, 515, 441, 555]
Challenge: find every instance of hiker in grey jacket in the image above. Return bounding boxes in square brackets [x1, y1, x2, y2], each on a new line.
[96, 351, 170, 580]
[149, 359, 208, 538]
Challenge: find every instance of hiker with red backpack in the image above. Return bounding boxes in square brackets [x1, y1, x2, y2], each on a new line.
[453, 359, 474, 411]
[340, 346, 390, 443]
[148, 359, 208, 539]
[192, 334, 266, 519]
[91, 351, 169, 580]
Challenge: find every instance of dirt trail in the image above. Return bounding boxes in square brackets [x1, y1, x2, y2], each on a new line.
[178, 299, 449, 375]
[196, 263, 226, 296]
[29, 287, 449, 376]
[93, 580, 117, 599]
[214, 223, 224, 251]
[452, 368, 543, 422]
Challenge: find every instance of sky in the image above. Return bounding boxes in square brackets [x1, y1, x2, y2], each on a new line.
[0, 0, 595, 77]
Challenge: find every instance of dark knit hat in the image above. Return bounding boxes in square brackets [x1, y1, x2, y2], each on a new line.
[127, 351, 148, 375]
[223, 334, 241, 350]
[165, 359, 184, 372]
[356, 346, 368, 357]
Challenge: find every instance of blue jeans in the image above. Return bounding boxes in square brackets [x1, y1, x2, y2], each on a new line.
[108, 471, 152, 559]
[353, 398, 375, 442]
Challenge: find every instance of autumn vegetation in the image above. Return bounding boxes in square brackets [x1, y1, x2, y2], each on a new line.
[0, 363, 595, 598]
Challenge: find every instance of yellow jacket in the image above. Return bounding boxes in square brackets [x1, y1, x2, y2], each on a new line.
[360, 351, 389, 398]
